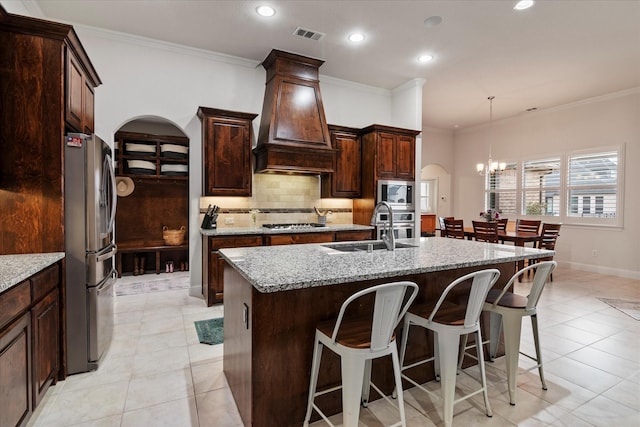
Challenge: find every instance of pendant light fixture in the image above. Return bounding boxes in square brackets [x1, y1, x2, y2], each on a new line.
[477, 96, 506, 176]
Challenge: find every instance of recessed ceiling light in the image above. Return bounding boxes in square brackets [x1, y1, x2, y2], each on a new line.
[417, 54, 434, 63]
[423, 16, 443, 27]
[256, 6, 276, 17]
[348, 33, 365, 43]
[514, 0, 535, 10]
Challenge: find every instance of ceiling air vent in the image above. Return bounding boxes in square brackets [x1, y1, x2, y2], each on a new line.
[293, 26, 325, 41]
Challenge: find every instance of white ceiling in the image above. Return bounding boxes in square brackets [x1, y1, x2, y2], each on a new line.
[29, 0, 640, 130]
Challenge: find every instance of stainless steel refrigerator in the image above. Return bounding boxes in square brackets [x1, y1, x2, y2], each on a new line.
[64, 133, 117, 374]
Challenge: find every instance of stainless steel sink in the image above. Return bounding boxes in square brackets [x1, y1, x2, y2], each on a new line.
[322, 241, 418, 252]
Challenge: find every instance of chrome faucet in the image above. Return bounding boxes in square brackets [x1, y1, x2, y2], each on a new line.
[371, 201, 395, 251]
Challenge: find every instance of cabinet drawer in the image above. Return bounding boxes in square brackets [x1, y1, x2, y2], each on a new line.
[210, 235, 263, 250]
[31, 264, 60, 302]
[334, 230, 373, 242]
[0, 281, 31, 329]
[266, 233, 335, 246]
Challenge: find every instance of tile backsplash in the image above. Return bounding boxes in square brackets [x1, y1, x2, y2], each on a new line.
[200, 174, 353, 227]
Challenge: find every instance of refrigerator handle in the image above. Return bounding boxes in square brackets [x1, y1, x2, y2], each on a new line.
[105, 153, 117, 235]
[96, 244, 117, 262]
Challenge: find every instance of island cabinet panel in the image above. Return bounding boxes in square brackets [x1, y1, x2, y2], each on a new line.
[0, 313, 32, 427]
[223, 261, 514, 427]
[198, 107, 258, 197]
[321, 125, 361, 198]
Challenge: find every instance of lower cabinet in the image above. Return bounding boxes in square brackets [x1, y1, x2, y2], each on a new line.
[31, 289, 59, 407]
[0, 262, 61, 427]
[203, 229, 374, 306]
[0, 313, 32, 427]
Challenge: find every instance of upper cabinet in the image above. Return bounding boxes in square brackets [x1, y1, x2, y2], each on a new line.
[198, 107, 258, 197]
[65, 51, 97, 134]
[0, 8, 101, 254]
[360, 125, 419, 181]
[321, 125, 361, 198]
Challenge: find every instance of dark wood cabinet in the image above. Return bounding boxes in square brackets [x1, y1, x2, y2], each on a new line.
[0, 9, 100, 255]
[265, 232, 335, 246]
[31, 290, 59, 408]
[0, 313, 32, 427]
[361, 125, 418, 181]
[334, 229, 374, 241]
[421, 214, 436, 235]
[114, 131, 190, 277]
[321, 125, 361, 198]
[354, 125, 420, 225]
[198, 107, 258, 197]
[203, 235, 263, 305]
[0, 261, 62, 427]
[66, 52, 96, 134]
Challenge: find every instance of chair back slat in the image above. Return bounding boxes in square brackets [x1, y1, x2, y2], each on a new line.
[472, 220, 499, 243]
[444, 218, 465, 239]
[516, 219, 541, 234]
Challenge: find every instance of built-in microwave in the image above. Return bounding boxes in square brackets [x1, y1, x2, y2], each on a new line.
[377, 180, 414, 210]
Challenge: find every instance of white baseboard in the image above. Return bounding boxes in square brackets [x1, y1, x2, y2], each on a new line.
[563, 261, 640, 280]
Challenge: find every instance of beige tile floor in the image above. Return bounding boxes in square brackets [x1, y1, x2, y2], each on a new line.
[27, 266, 639, 426]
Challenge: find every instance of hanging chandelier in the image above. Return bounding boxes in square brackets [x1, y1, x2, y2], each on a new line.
[477, 96, 506, 175]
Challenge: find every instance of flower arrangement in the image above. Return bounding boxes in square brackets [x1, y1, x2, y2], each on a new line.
[479, 209, 500, 222]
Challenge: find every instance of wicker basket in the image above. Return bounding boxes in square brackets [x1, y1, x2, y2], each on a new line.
[163, 226, 186, 246]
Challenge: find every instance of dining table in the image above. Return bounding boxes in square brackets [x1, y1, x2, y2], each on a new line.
[464, 227, 541, 280]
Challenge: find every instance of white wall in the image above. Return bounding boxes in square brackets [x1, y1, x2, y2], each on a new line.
[65, 26, 400, 290]
[451, 90, 640, 278]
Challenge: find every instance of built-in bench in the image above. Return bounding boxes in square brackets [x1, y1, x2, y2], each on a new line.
[116, 241, 189, 277]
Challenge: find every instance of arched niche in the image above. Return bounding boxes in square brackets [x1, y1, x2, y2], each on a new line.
[113, 116, 191, 278]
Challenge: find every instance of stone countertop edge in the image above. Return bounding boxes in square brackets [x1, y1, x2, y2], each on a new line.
[219, 237, 555, 294]
[200, 224, 374, 236]
[0, 252, 65, 294]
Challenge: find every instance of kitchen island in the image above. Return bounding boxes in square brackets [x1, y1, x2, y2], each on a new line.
[219, 237, 553, 427]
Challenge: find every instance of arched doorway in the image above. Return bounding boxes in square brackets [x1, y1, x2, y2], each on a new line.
[113, 117, 191, 282]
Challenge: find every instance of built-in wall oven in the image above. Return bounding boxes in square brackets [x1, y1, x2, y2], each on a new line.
[374, 211, 416, 240]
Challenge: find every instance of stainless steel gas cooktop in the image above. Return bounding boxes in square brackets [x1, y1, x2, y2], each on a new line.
[262, 223, 326, 230]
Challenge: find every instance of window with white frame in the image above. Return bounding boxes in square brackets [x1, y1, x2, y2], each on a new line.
[567, 149, 621, 223]
[420, 179, 437, 213]
[522, 158, 561, 216]
[483, 145, 623, 227]
[484, 162, 518, 216]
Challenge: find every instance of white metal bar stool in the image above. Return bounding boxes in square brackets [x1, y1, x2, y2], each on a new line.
[398, 269, 500, 427]
[482, 260, 557, 405]
[303, 281, 419, 427]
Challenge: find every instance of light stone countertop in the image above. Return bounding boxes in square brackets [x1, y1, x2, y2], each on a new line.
[0, 252, 65, 293]
[219, 237, 555, 293]
[200, 223, 374, 236]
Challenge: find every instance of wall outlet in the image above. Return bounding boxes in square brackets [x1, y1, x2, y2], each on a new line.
[225, 217, 235, 225]
[592, 249, 598, 257]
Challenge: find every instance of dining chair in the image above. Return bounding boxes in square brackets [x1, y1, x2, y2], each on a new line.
[303, 281, 419, 427]
[497, 218, 508, 232]
[472, 220, 499, 243]
[443, 218, 465, 239]
[398, 269, 501, 427]
[461, 261, 557, 406]
[438, 216, 453, 237]
[532, 223, 561, 280]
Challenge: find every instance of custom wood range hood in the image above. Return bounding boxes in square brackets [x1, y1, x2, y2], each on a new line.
[253, 49, 335, 174]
